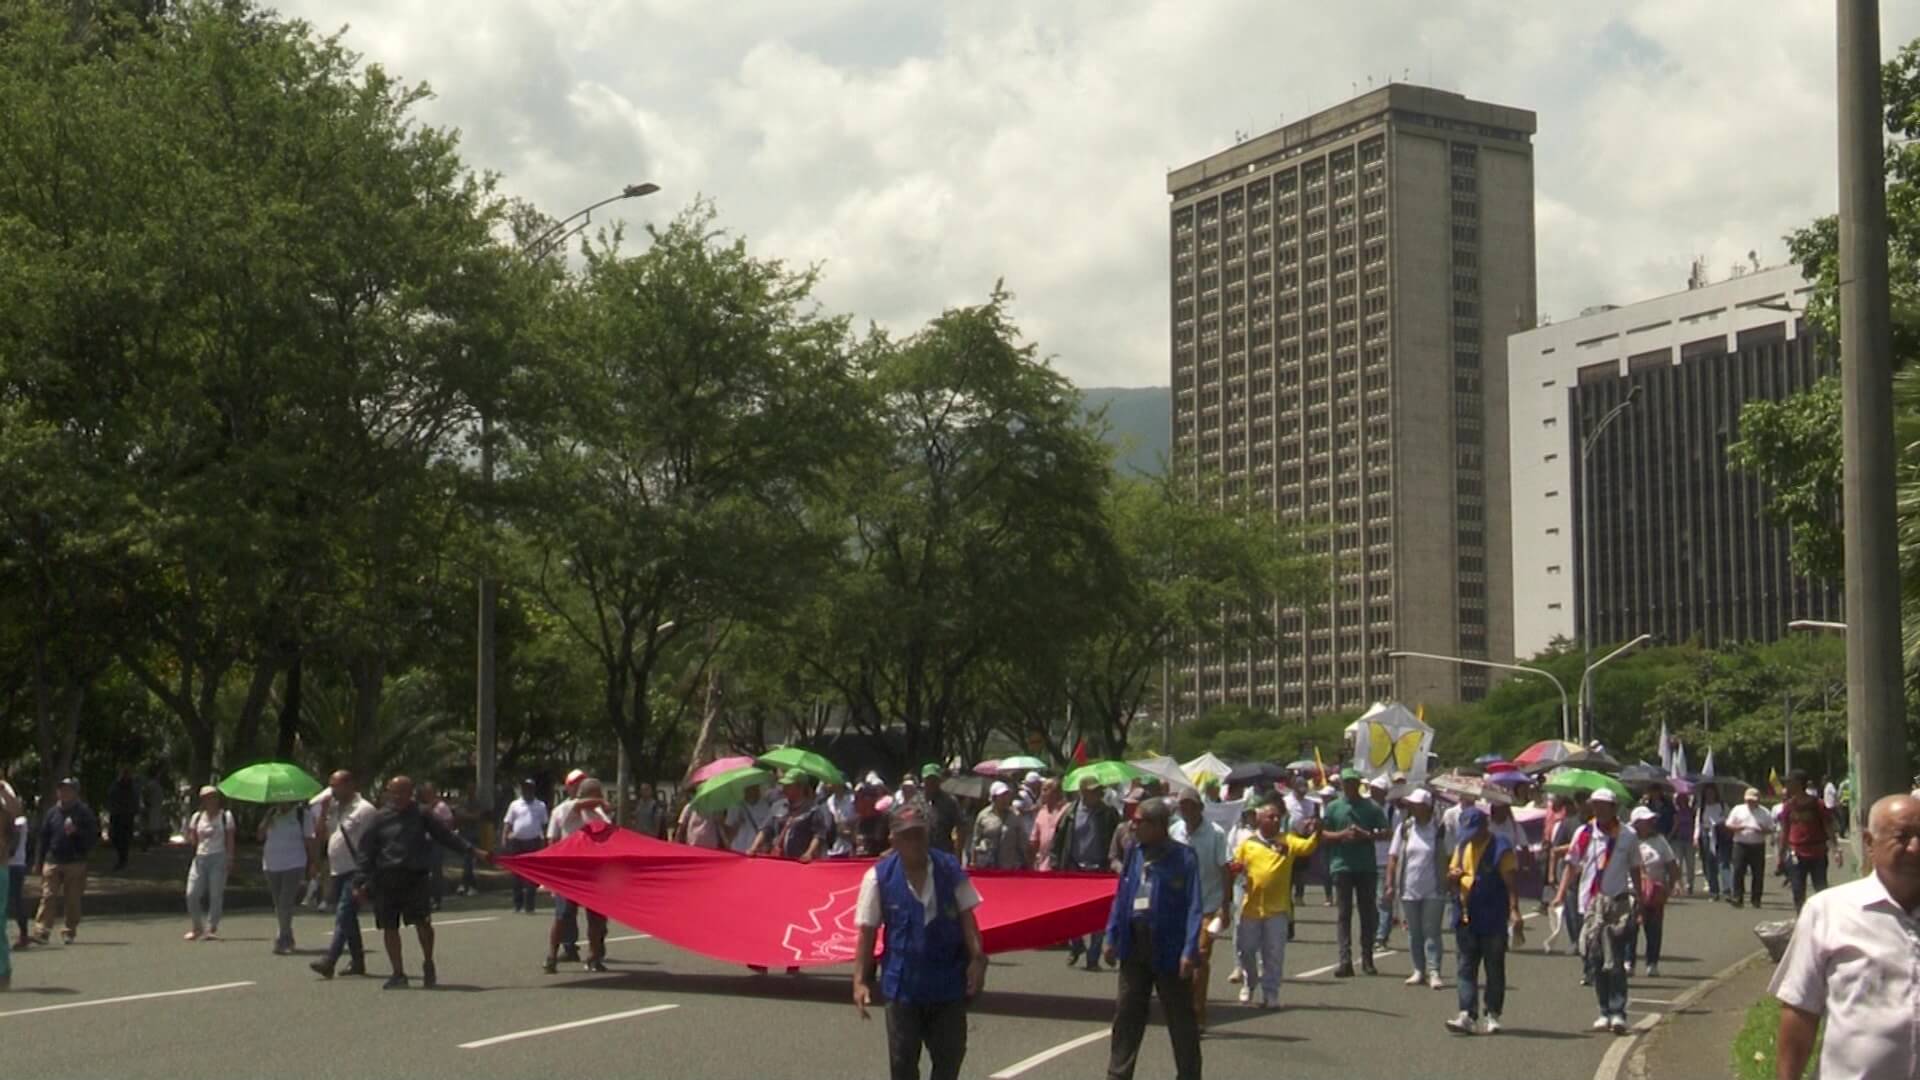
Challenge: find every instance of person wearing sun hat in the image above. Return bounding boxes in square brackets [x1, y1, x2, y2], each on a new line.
[1321, 767, 1391, 977]
[1552, 786, 1644, 1035]
[1625, 805, 1679, 977]
[969, 781, 1030, 869]
[853, 801, 986, 1080]
[919, 763, 964, 857]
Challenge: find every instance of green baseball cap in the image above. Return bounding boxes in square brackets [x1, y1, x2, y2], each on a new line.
[920, 763, 945, 779]
[1339, 767, 1362, 782]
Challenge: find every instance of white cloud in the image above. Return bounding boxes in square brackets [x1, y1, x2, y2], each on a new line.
[276, 0, 1920, 385]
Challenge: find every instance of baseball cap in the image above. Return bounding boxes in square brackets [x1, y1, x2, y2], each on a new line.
[920, 763, 944, 779]
[888, 802, 929, 833]
[1457, 806, 1488, 833]
[989, 781, 1011, 798]
[1339, 767, 1362, 782]
[1743, 787, 1762, 800]
[1628, 806, 1657, 825]
[565, 768, 587, 787]
[1367, 775, 1389, 791]
[1403, 788, 1432, 806]
[1589, 788, 1619, 805]
[197, 785, 218, 797]
[56, 776, 78, 788]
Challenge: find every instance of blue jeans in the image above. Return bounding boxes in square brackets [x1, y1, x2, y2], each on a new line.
[1235, 913, 1289, 1003]
[1584, 916, 1631, 1015]
[323, 872, 363, 966]
[1375, 871, 1394, 947]
[1455, 928, 1506, 1019]
[1402, 896, 1445, 978]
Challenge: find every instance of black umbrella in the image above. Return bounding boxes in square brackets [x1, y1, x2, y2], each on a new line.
[1684, 773, 1753, 800]
[1525, 748, 1620, 775]
[1225, 762, 1288, 786]
[1619, 764, 1674, 791]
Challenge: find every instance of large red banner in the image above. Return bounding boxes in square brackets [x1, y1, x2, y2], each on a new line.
[498, 824, 1118, 968]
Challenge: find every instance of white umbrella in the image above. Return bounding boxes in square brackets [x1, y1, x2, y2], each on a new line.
[1180, 752, 1234, 784]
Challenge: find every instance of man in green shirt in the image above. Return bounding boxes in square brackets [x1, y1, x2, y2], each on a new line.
[1321, 767, 1390, 977]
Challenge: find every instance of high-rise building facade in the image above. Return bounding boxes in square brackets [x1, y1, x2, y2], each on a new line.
[1167, 85, 1536, 721]
[1507, 266, 1842, 656]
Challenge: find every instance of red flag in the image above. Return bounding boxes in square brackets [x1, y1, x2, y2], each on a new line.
[1072, 739, 1090, 765]
[500, 824, 1116, 968]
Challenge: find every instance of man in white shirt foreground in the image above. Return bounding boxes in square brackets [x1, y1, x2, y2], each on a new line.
[1772, 794, 1920, 1080]
[309, 771, 378, 979]
[1722, 788, 1777, 909]
[852, 802, 985, 1080]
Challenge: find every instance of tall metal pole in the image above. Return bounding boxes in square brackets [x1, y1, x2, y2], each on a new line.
[1580, 446, 1595, 746]
[1783, 691, 1794, 777]
[1836, 0, 1905, 842]
[475, 417, 498, 830]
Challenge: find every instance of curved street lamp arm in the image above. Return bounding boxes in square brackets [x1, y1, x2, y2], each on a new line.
[521, 183, 660, 260]
[1385, 650, 1572, 741]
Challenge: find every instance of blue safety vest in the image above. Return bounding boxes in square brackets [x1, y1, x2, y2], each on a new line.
[877, 849, 969, 1005]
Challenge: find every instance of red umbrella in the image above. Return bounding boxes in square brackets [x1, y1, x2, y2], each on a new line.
[688, 756, 756, 786]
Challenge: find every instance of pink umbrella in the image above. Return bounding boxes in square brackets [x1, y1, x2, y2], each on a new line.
[688, 756, 756, 786]
[972, 761, 1001, 776]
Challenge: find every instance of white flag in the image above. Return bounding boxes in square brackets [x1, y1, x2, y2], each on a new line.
[1658, 722, 1672, 774]
[1701, 748, 1717, 778]
[1674, 742, 1690, 779]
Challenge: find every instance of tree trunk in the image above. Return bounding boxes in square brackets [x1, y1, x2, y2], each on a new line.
[228, 660, 281, 766]
[31, 639, 57, 806]
[348, 655, 386, 782]
[276, 651, 302, 759]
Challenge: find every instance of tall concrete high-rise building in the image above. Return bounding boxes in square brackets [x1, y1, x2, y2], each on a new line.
[1507, 265, 1842, 658]
[1167, 85, 1536, 722]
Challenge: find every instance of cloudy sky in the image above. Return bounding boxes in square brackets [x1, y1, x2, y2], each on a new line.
[277, 1, 1920, 388]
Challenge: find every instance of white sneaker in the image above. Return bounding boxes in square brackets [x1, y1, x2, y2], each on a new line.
[1429, 972, 1446, 990]
[1238, 986, 1252, 1004]
[1404, 971, 1426, 986]
[1624, 961, 1635, 976]
[1484, 1014, 1502, 1035]
[1227, 967, 1244, 985]
[1445, 1011, 1476, 1035]
[1592, 1015, 1612, 1031]
[1610, 1015, 1630, 1035]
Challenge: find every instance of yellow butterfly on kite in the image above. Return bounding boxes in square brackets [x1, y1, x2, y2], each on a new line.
[1368, 723, 1424, 772]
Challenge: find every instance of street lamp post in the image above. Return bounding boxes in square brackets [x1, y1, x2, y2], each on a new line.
[476, 182, 660, 830]
[1578, 385, 1640, 746]
[1386, 650, 1571, 742]
[1578, 633, 1653, 746]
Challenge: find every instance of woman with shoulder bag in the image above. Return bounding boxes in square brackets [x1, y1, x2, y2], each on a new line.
[184, 787, 236, 941]
[260, 801, 311, 954]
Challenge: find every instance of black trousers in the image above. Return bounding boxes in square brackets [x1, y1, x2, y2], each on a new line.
[1731, 843, 1766, 905]
[1333, 871, 1378, 968]
[108, 814, 135, 868]
[1108, 922, 1201, 1080]
[1786, 853, 1828, 911]
[885, 999, 967, 1080]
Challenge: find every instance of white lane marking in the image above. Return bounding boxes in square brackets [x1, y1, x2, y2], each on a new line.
[1631, 997, 1678, 1006]
[459, 1004, 680, 1049]
[0, 981, 255, 1019]
[434, 917, 499, 927]
[988, 1029, 1109, 1079]
[605, 933, 652, 943]
[1292, 948, 1397, 981]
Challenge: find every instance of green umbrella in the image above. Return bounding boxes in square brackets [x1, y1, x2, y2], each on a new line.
[692, 765, 775, 816]
[996, 755, 1048, 773]
[1542, 767, 1632, 802]
[218, 761, 324, 804]
[1062, 759, 1149, 791]
[756, 746, 846, 786]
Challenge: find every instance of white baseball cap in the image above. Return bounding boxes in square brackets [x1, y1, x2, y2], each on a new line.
[1403, 788, 1432, 806]
[989, 781, 1011, 798]
[1628, 806, 1657, 825]
[1367, 776, 1389, 791]
[1589, 788, 1618, 805]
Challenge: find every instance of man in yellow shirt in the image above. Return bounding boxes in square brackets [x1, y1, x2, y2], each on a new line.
[1228, 799, 1321, 1009]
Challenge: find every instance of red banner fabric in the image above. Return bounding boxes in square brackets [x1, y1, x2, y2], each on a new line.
[498, 823, 1117, 968]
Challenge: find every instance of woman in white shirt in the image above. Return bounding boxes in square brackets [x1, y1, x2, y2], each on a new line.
[1385, 789, 1448, 989]
[259, 802, 311, 954]
[1626, 807, 1679, 976]
[184, 787, 236, 941]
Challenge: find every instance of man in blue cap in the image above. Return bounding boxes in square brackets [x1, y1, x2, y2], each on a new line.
[1444, 805, 1521, 1035]
[853, 802, 986, 1080]
[1103, 796, 1203, 1080]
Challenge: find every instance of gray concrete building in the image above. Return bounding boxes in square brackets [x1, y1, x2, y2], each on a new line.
[1167, 85, 1536, 721]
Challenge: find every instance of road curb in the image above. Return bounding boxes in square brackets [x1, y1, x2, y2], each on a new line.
[1591, 946, 1769, 1080]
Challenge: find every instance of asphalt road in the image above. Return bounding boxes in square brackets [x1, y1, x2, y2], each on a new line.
[0, 871, 1792, 1080]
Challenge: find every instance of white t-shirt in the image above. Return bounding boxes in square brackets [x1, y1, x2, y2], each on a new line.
[1821, 782, 1838, 810]
[1568, 821, 1642, 914]
[1636, 833, 1677, 884]
[1726, 804, 1776, 846]
[503, 797, 549, 842]
[187, 810, 235, 858]
[726, 798, 775, 854]
[261, 806, 310, 873]
[1388, 817, 1444, 901]
[1282, 792, 1320, 836]
[9, 815, 26, 867]
[854, 861, 983, 929]
[323, 794, 378, 876]
[548, 798, 611, 841]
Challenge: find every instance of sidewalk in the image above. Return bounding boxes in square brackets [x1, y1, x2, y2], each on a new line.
[1631, 949, 1772, 1080]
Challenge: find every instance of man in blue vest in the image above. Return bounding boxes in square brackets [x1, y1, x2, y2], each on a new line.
[852, 802, 987, 1080]
[1444, 806, 1521, 1035]
[1104, 797, 1203, 1080]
